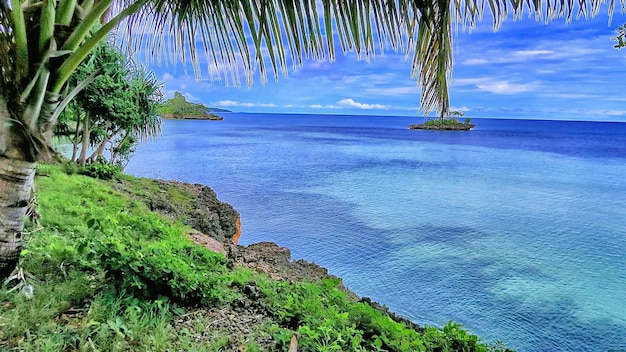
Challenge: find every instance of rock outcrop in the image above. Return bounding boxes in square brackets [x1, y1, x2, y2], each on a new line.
[409, 123, 475, 130]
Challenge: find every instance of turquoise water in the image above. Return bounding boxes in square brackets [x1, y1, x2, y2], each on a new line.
[126, 114, 626, 351]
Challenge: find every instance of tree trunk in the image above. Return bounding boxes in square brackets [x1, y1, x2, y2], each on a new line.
[71, 112, 83, 162]
[88, 128, 121, 163]
[78, 113, 91, 166]
[109, 131, 129, 165]
[0, 157, 35, 279]
[0, 98, 36, 279]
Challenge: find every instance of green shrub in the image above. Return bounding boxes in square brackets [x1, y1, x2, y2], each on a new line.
[424, 118, 462, 127]
[79, 163, 122, 180]
[75, 213, 236, 304]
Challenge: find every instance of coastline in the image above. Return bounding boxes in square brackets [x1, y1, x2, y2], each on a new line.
[114, 177, 423, 330]
[160, 114, 224, 121]
[1, 165, 510, 351]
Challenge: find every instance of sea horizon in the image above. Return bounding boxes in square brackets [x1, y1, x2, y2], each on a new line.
[210, 110, 626, 124]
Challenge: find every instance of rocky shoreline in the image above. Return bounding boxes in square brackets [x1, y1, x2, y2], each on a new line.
[112, 178, 425, 342]
[160, 114, 224, 120]
[409, 123, 475, 130]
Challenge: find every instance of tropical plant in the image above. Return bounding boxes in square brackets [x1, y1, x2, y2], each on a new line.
[62, 40, 163, 167]
[0, 0, 617, 277]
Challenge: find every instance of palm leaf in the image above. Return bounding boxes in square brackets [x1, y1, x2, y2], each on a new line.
[114, 0, 455, 115]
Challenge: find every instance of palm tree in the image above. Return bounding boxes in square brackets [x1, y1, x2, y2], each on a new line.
[0, 0, 615, 277]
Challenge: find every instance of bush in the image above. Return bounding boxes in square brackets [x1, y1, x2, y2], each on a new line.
[79, 163, 122, 180]
[424, 118, 462, 127]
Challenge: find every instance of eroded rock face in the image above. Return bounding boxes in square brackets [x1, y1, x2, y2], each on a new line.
[232, 242, 340, 284]
[117, 179, 240, 245]
[137, 181, 341, 283]
[184, 183, 240, 245]
[232, 217, 242, 245]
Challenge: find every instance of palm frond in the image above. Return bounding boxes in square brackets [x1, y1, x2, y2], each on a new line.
[113, 0, 456, 116]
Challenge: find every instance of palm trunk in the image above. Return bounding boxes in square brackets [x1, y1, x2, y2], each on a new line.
[0, 98, 36, 279]
[0, 158, 35, 279]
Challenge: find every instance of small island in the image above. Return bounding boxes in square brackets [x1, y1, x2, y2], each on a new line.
[409, 111, 475, 131]
[157, 91, 230, 120]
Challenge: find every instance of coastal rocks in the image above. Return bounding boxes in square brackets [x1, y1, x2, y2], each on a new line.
[124, 179, 240, 244]
[120, 177, 433, 350]
[409, 123, 475, 130]
[189, 183, 240, 246]
[232, 242, 337, 283]
[160, 114, 224, 120]
[189, 231, 227, 255]
[232, 217, 242, 245]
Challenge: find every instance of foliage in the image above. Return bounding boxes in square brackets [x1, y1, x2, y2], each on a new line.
[61, 39, 164, 167]
[424, 118, 465, 127]
[1, 165, 514, 351]
[79, 163, 123, 180]
[157, 91, 212, 118]
[612, 24, 626, 48]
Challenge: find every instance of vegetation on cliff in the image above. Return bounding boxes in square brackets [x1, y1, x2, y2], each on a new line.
[0, 164, 511, 351]
[157, 92, 227, 120]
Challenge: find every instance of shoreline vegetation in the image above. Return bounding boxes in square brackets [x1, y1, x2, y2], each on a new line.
[160, 113, 225, 121]
[0, 163, 512, 351]
[409, 117, 476, 131]
[409, 122, 476, 131]
[156, 91, 230, 121]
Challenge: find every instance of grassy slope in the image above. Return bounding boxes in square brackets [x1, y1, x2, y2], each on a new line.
[0, 165, 511, 351]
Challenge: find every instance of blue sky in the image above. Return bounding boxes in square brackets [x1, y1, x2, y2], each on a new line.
[145, 8, 626, 121]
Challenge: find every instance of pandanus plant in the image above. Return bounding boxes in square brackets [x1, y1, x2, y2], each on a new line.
[0, 0, 616, 278]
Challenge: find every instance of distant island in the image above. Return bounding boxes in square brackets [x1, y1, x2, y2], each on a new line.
[409, 111, 475, 131]
[157, 91, 231, 120]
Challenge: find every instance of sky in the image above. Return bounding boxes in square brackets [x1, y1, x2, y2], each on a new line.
[142, 7, 626, 122]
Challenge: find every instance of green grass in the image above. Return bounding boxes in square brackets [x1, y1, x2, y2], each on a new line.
[1, 164, 513, 351]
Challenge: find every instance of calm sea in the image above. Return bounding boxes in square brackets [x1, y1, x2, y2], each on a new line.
[126, 113, 626, 352]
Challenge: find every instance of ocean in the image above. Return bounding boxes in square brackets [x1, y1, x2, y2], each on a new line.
[125, 113, 626, 352]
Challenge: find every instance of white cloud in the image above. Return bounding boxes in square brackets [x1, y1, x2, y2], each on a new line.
[454, 77, 534, 94]
[183, 92, 200, 102]
[513, 50, 554, 56]
[587, 109, 626, 116]
[450, 106, 471, 112]
[460, 49, 555, 66]
[213, 100, 276, 108]
[162, 73, 174, 81]
[476, 81, 534, 94]
[546, 93, 600, 99]
[366, 86, 418, 95]
[452, 77, 491, 86]
[164, 89, 201, 102]
[337, 98, 388, 110]
[463, 58, 489, 65]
